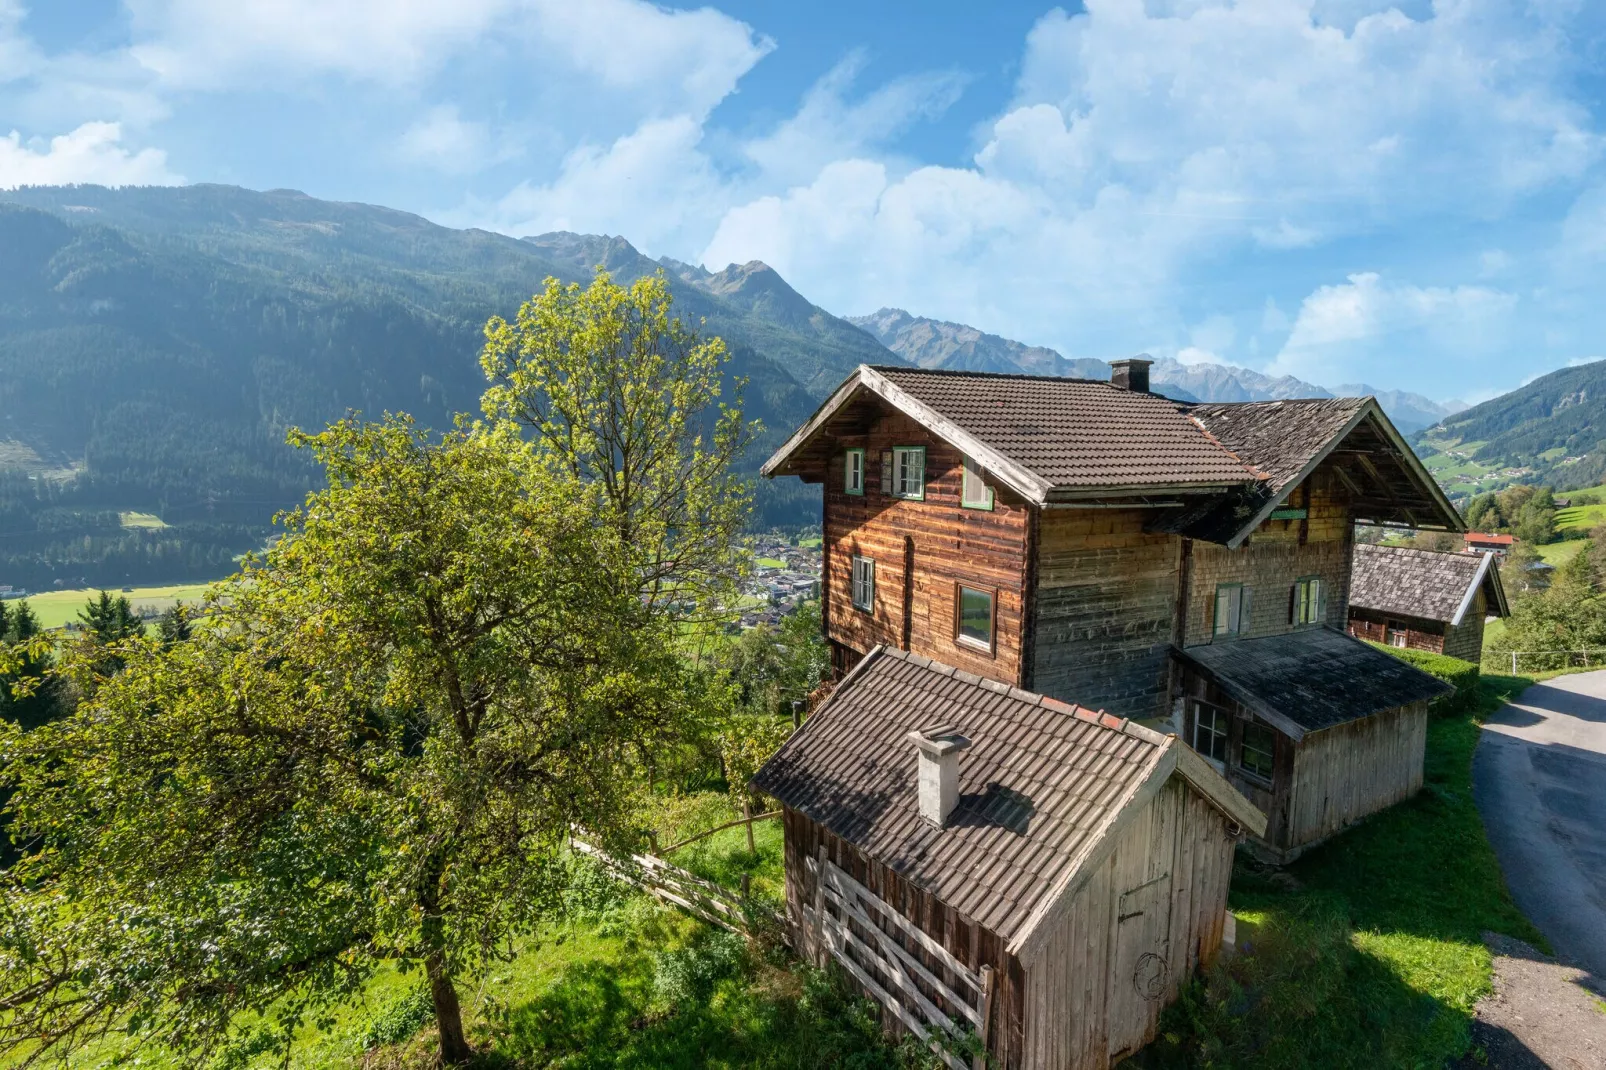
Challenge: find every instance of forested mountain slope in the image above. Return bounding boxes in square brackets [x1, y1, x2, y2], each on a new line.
[1414, 360, 1606, 497]
[0, 185, 882, 590]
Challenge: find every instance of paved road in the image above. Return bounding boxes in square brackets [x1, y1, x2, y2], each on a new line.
[1474, 671, 1606, 980]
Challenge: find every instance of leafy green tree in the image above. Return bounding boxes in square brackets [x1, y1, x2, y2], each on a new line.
[1512, 487, 1557, 545]
[0, 418, 726, 1067]
[0, 600, 58, 731]
[480, 268, 758, 617]
[1493, 537, 1606, 660]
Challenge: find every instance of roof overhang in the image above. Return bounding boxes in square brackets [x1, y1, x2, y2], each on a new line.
[1224, 399, 1465, 549]
[1452, 551, 1510, 623]
[760, 364, 1055, 504]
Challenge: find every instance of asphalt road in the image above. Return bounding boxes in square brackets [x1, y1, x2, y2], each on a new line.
[1474, 671, 1606, 980]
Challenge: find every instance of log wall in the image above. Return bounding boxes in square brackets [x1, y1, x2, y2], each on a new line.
[1020, 777, 1237, 1069]
[823, 413, 1030, 682]
[1287, 700, 1429, 849]
[1346, 608, 1447, 655]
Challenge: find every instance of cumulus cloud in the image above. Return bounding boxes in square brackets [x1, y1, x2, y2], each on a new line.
[0, 121, 181, 189]
[397, 106, 505, 174]
[1268, 272, 1519, 386]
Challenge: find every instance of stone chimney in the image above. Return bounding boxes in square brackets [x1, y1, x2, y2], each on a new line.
[1109, 357, 1152, 393]
[907, 724, 971, 827]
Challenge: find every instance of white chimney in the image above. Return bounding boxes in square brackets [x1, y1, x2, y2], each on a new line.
[908, 724, 971, 827]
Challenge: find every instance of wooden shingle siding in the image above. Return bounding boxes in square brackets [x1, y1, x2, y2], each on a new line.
[1287, 701, 1428, 848]
[824, 411, 1029, 681]
[1443, 589, 1487, 662]
[1029, 508, 1179, 719]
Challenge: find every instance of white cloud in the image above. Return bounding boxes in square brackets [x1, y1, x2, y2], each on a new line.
[398, 106, 503, 174]
[1268, 272, 1519, 385]
[0, 121, 181, 189]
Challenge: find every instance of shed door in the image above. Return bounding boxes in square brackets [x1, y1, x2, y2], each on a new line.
[1108, 790, 1180, 1059]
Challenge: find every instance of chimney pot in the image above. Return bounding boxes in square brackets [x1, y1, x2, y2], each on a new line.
[1109, 357, 1152, 393]
[908, 723, 971, 827]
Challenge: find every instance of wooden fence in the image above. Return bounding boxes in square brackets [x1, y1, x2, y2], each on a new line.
[805, 849, 994, 1070]
[570, 838, 782, 937]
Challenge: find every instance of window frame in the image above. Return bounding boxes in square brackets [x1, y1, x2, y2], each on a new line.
[850, 555, 875, 613]
[843, 448, 865, 496]
[960, 454, 995, 511]
[1291, 575, 1325, 627]
[1191, 700, 1229, 762]
[1213, 583, 1252, 639]
[892, 446, 926, 501]
[953, 582, 997, 655]
[1239, 721, 1276, 783]
[1386, 619, 1409, 648]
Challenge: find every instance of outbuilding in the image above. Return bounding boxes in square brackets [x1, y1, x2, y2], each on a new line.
[1346, 543, 1509, 662]
[751, 646, 1266, 1070]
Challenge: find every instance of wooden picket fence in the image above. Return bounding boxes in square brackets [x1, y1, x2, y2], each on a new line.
[570, 837, 782, 937]
[805, 849, 994, 1070]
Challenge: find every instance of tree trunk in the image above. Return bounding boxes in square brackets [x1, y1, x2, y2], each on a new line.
[427, 945, 472, 1065]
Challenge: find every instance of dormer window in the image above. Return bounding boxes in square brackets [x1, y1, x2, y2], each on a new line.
[961, 455, 994, 510]
[844, 449, 865, 495]
[892, 447, 926, 501]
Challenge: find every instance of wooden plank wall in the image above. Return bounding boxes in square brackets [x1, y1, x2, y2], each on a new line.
[1287, 701, 1429, 848]
[781, 808, 1029, 1068]
[1020, 778, 1237, 1069]
[1183, 467, 1354, 647]
[1029, 508, 1180, 720]
[823, 412, 1030, 682]
[1346, 608, 1448, 655]
[1174, 667, 1297, 848]
[1443, 589, 1487, 663]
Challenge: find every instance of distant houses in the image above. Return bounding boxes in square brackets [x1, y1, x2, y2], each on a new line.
[1463, 531, 1516, 556]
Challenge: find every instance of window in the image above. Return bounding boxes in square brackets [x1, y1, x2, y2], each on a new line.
[1192, 702, 1228, 761]
[955, 585, 994, 652]
[1213, 583, 1253, 638]
[1387, 620, 1408, 648]
[961, 455, 994, 510]
[1240, 722, 1276, 780]
[892, 447, 926, 500]
[1291, 576, 1325, 626]
[844, 449, 865, 495]
[850, 556, 875, 612]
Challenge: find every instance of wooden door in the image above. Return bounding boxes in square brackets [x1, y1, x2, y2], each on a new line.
[1107, 794, 1179, 1059]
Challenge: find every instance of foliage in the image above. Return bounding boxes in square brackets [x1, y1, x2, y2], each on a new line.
[1131, 674, 1542, 1069]
[481, 267, 758, 618]
[0, 600, 59, 731]
[0, 417, 726, 1067]
[1366, 642, 1480, 715]
[157, 599, 193, 645]
[1490, 539, 1606, 659]
[360, 985, 437, 1051]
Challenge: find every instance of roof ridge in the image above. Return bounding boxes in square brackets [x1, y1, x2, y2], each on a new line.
[869, 363, 1115, 386]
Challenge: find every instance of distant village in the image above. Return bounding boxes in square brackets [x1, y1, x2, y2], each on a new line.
[739, 531, 821, 629]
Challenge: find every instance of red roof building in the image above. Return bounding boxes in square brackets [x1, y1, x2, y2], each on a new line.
[1464, 532, 1516, 556]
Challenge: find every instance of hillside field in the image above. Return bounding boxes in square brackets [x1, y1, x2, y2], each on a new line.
[20, 583, 211, 630]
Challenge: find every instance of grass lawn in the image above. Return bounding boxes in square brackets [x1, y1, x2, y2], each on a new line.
[1536, 540, 1586, 566]
[755, 557, 787, 569]
[21, 582, 213, 630]
[1132, 673, 1542, 1069]
[118, 511, 168, 530]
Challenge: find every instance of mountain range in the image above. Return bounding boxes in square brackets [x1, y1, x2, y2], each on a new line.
[0, 183, 1516, 591]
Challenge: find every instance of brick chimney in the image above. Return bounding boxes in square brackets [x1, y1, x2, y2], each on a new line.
[908, 724, 971, 827]
[1109, 357, 1152, 393]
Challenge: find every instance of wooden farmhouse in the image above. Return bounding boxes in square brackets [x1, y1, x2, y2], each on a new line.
[751, 645, 1267, 1070]
[1346, 544, 1509, 661]
[761, 359, 1455, 869]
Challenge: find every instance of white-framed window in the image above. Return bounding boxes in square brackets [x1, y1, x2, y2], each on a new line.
[892, 447, 926, 500]
[850, 555, 875, 612]
[1291, 576, 1325, 626]
[1192, 701, 1228, 762]
[1213, 583, 1252, 638]
[961, 455, 994, 511]
[1240, 722, 1275, 780]
[844, 448, 865, 496]
[955, 584, 994, 652]
[1387, 620, 1408, 648]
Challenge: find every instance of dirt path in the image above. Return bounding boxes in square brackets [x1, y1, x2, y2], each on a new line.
[1458, 933, 1606, 1069]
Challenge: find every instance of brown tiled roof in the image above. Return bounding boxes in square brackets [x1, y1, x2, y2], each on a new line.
[1184, 398, 1369, 491]
[873, 366, 1255, 491]
[1350, 544, 1508, 624]
[1174, 627, 1451, 739]
[749, 647, 1173, 942]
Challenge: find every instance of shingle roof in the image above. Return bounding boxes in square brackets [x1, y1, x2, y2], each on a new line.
[1350, 544, 1508, 624]
[874, 366, 1254, 491]
[1174, 628, 1452, 740]
[751, 648, 1180, 942]
[1184, 399, 1369, 492]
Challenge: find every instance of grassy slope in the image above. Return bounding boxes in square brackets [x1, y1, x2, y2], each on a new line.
[1132, 674, 1541, 1069]
[21, 583, 212, 630]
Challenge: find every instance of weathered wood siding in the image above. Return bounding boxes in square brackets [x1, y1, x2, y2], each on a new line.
[1174, 667, 1297, 848]
[1029, 509, 1180, 720]
[1443, 590, 1487, 663]
[1020, 777, 1237, 1069]
[1346, 608, 1447, 654]
[1287, 701, 1428, 849]
[823, 412, 1030, 681]
[1184, 468, 1354, 647]
[780, 808, 1029, 1068]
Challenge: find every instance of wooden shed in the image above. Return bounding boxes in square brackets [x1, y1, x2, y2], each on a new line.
[1172, 627, 1451, 862]
[751, 646, 1266, 1070]
[1346, 544, 1509, 662]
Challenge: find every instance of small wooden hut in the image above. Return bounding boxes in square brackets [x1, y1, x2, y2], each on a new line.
[751, 646, 1266, 1070]
[1346, 544, 1509, 661]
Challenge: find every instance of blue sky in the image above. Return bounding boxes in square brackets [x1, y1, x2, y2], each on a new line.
[5, 1, 1606, 404]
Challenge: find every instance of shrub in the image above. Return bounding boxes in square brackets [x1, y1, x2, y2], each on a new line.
[361, 983, 436, 1050]
[650, 929, 750, 1009]
[1366, 642, 1480, 716]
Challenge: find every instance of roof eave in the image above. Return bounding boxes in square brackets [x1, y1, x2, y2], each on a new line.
[1450, 552, 1494, 627]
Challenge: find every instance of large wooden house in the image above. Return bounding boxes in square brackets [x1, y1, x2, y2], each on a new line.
[752, 645, 1266, 1070]
[1346, 543, 1508, 661]
[762, 360, 1454, 862]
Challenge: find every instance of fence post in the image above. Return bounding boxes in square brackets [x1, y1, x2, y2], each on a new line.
[744, 799, 756, 856]
[1511, 651, 1517, 675]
